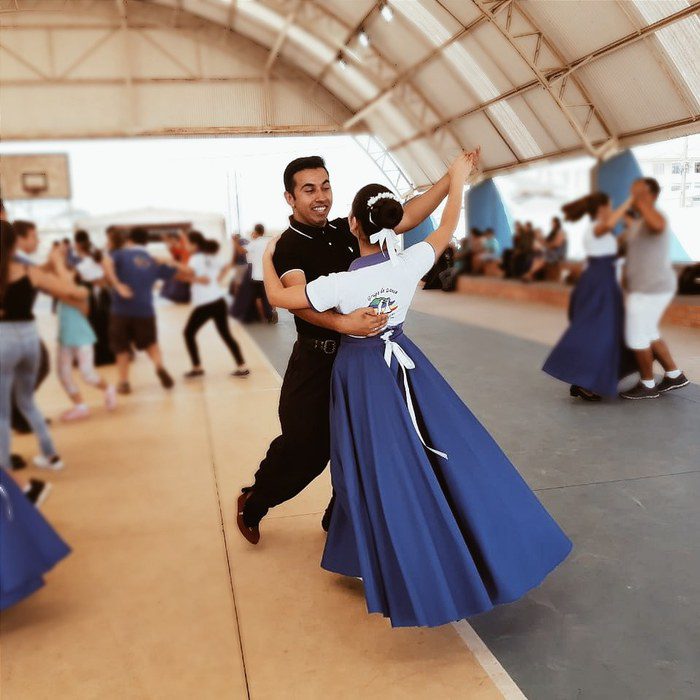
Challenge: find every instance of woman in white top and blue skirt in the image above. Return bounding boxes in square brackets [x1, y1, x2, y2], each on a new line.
[543, 193, 633, 401]
[261, 154, 572, 628]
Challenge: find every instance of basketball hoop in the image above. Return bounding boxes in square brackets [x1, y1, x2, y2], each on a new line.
[21, 172, 49, 198]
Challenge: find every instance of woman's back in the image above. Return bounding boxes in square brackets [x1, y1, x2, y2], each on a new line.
[0, 265, 37, 322]
[305, 241, 435, 330]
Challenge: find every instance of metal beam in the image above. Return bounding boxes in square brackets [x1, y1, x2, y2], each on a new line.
[343, 0, 512, 129]
[2, 124, 344, 142]
[303, 0, 463, 161]
[314, 1, 379, 88]
[390, 0, 698, 152]
[615, 0, 699, 121]
[264, 0, 302, 78]
[0, 76, 288, 86]
[471, 0, 603, 156]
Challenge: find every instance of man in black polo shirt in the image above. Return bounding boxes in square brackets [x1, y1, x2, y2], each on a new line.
[237, 156, 453, 544]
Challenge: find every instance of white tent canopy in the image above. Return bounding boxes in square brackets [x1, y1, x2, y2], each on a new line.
[74, 206, 227, 242]
[1, 0, 699, 189]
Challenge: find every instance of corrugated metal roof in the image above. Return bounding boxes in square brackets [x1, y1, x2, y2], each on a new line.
[1, 0, 698, 189]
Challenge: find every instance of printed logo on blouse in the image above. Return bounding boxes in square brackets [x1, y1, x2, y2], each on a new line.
[368, 294, 398, 315]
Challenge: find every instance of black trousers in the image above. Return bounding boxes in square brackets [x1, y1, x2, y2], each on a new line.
[184, 298, 244, 367]
[11, 340, 50, 433]
[246, 340, 335, 522]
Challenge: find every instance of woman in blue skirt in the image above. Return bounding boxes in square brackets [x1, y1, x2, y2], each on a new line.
[542, 192, 632, 400]
[1, 469, 71, 610]
[261, 153, 572, 628]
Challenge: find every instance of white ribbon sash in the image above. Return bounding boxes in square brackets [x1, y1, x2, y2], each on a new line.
[369, 228, 401, 266]
[381, 331, 448, 460]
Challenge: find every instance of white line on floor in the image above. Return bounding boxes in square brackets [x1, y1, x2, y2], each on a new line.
[452, 621, 527, 699]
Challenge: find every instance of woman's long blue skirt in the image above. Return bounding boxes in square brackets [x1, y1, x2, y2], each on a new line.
[0, 469, 71, 611]
[322, 329, 572, 628]
[542, 255, 626, 397]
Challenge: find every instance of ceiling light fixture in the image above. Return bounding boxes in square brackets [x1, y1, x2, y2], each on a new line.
[380, 3, 393, 23]
[358, 29, 370, 48]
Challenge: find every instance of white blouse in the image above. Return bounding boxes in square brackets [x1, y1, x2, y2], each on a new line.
[583, 222, 617, 257]
[305, 241, 436, 327]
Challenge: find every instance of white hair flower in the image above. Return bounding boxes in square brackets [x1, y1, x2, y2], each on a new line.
[366, 191, 400, 208]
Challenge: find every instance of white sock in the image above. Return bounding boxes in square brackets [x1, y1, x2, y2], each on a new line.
[665, 369, 681, 379]
[641, 379, 656, 389]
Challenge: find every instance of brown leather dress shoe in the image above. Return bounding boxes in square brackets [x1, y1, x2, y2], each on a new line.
[236, 492, 260, 545]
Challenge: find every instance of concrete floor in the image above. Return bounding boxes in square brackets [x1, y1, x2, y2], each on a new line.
[3, 292, 698, 699]
[249, 292, 700, 700]
[2, 304, 510, 700]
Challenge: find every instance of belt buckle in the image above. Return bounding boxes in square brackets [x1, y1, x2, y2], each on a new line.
[322, 339, 337, 354]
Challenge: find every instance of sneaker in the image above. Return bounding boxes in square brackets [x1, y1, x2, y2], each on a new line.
[620, 383, 661, 400]
[231, 369, 250, 378]
[10, 453, 27, 471]
[117, 381, 131, 395]
[156, 367, 174, 389]
[105, 385, 117, 411]
[656, 372, 689, 394]
[184, 369, 205, 379]
[33, 454, 65, 471]
[61, 405, 90, 422]
[23, 479, 52, 508]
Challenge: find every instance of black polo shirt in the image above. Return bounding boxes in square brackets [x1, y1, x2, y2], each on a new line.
[273, 216, 360, 340]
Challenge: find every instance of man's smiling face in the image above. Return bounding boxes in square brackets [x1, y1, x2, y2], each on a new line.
[285, 167, 332, 227]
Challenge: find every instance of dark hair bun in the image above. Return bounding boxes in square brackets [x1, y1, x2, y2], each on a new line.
[369, 197, 403, 231]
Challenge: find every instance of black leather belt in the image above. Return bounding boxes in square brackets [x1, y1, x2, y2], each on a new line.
[298, 336, 338, 355]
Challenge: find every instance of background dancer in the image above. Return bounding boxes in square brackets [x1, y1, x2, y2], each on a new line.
[183, 232, 249, 379]
[543, 192, 632, 400]
[102, 227, 188, 394]
[620, 178, 688, 399]
[1, 221, 87, 475]
[237, 154, 460, 544]
[56, 269, 117, 421]
[260, 153, 571, 627]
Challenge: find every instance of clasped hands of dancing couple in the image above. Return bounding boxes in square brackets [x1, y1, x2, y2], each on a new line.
[235, 149, 572, 628]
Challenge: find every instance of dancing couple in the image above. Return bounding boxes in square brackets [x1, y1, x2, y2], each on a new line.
[236, 152, 571, 628]
[543, 177, 688, 401]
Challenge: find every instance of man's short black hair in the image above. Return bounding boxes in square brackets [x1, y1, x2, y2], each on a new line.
[13, 220, 36, 239]
[642, 177, 661, 198]
[283, 156, 327, 195]
[253, 223, 265, 235]
[130, 227, 149, 245]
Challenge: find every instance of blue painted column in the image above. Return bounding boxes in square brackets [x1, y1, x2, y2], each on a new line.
[465, 179, 513, 251]
[402, 216, 435, 249]
[593, 149, 690, 261]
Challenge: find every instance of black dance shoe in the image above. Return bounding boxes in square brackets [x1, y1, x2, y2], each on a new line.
[570, 385, 602, 402]
[236, 491, 261, 545]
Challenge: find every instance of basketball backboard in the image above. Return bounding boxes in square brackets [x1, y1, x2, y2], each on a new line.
[0, 153, 71, 200]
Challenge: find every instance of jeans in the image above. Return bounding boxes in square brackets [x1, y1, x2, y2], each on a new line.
[0, 321, 57, 468]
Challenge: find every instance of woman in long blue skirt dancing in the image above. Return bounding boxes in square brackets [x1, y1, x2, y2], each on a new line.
[543, 192, 633, 400]
[262, 153, 572, 628]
